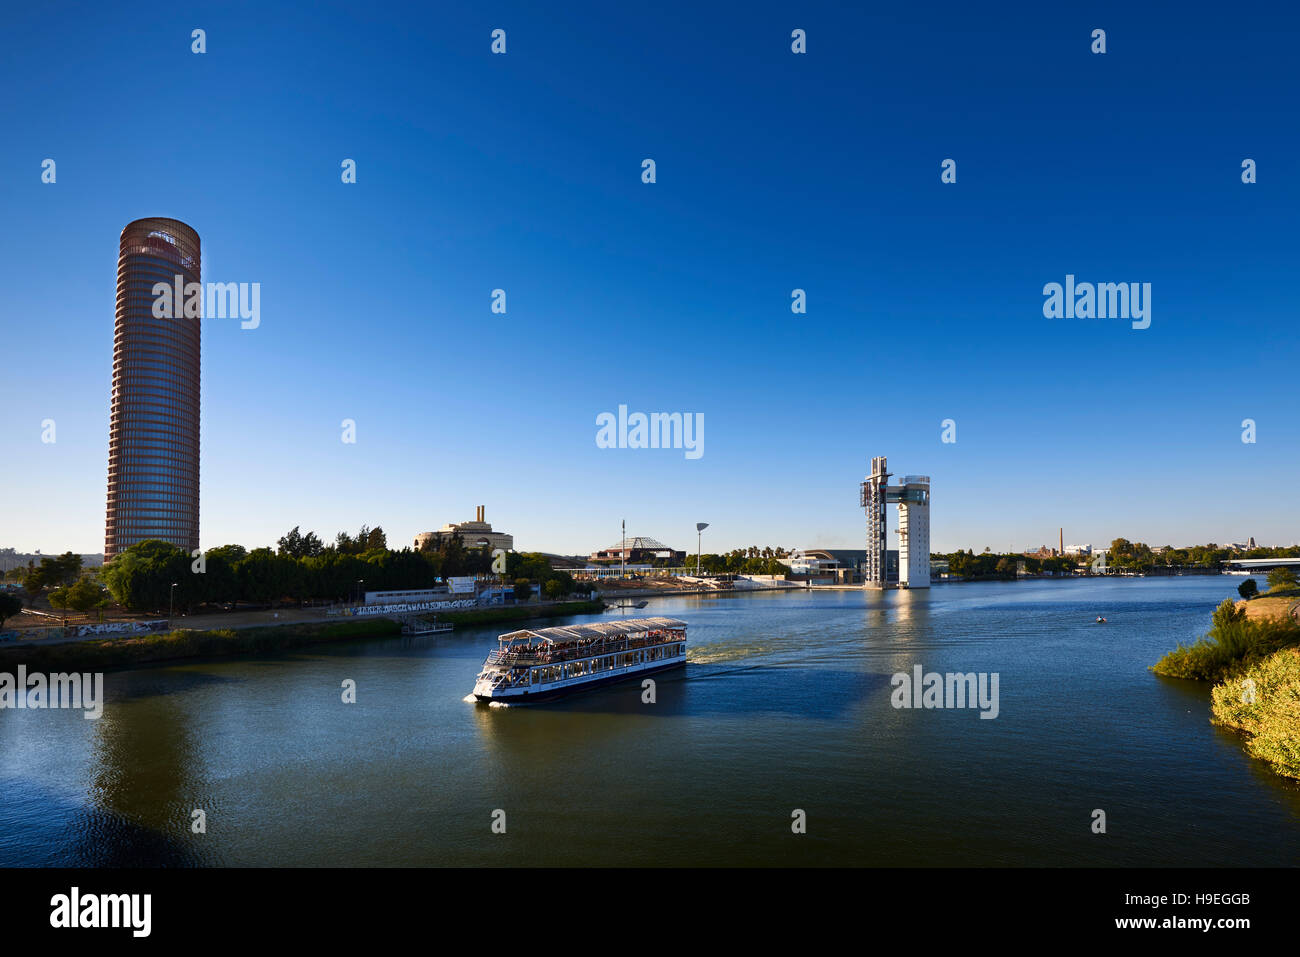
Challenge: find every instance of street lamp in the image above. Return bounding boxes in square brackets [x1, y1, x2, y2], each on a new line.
[357, 579, 365, 606]
[169, 582, 178, 630]
[695, 523, 709, 576]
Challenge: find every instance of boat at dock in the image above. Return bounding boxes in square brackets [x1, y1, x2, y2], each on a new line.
[605, 599, 649, 610]
[472, 617, 687, 704]
[399, 615, 453, 636]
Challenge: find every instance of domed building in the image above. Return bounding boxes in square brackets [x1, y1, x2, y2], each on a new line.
[590, 536, 685, 564]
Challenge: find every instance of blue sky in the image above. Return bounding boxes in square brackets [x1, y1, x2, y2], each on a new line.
[2, 1, 1297, 556]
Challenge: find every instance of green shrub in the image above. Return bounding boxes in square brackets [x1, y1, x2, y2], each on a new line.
[1152, 600, 1300, 682]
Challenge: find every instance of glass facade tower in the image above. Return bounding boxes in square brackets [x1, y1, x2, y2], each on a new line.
[104, 218, 200, 562]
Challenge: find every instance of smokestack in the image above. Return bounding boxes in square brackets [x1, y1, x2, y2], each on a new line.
[478, 505, 485, 523]
[1059, 528, 1063, 556]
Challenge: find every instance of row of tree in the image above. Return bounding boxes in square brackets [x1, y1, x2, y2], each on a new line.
[938, 550, 1077, 580]
[683, 549, 794, 576]
[277, 524, 388, 557]
[96, 531, 587, 614]
[3, 551, 84, 590]
[1109, 539, 1300, 573]
[937, 540, 1300, 579]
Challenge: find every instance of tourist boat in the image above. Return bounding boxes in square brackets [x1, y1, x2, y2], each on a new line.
[472, 617, 687, 703]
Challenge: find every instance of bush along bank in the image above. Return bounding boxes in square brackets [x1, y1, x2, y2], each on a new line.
[1210, 648, 1300, 780]
[1153, 598, 1300, 780]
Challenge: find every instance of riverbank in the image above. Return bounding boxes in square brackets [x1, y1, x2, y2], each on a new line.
[0, 599, 604, 672]
[434, 600, 603, 627]
[1152, 594, 1300, 781]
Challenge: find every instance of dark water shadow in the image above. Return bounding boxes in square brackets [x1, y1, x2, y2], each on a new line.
[490, 665, 884, 720]
[1152, 672, 1300, 814]
[0, 778, 212, 867]
[104, 667, 241, 703]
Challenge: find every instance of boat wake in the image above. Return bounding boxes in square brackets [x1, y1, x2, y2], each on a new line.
[688, 643, 771, 665]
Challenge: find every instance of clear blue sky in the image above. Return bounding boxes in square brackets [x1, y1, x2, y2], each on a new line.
[2, 1, 1297, 556]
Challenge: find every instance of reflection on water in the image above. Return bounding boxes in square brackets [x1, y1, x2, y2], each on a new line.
[2, 578, 1298, 866]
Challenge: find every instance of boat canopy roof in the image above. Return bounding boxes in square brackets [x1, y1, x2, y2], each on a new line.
[498, 617, 687, 645]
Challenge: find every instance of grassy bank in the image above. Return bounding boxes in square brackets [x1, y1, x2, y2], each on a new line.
[0, 600, 604, 673]
[0, 619, 401, 673]
[437, 599, 604, 627]
[1153, 597, 1300, 781]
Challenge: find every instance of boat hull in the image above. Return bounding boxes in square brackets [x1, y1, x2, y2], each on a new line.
[474, 659, 684, 704]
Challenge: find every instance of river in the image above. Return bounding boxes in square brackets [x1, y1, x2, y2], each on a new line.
[2, 576, 1296, 866]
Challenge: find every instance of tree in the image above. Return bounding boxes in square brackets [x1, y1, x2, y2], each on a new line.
[102, 540, 189, 612]
[26, 552, 83, 592]
[1237, 578, 1259, 600]
[202, 545, 247, 605]
[440, 533, 468, 577]
[1266, 567, 1298, 591]
[1212, 598, 1246, 630]
[335, 524, 385, 556]
[277, 526, 324, 559]
[49, 577, 105, 616]
[65, 578, 108, 615]
[0, 592, 23, 628]
[513, 578, 532, 602]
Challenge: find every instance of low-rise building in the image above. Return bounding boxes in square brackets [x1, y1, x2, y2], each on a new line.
[784, 548, 894, 584]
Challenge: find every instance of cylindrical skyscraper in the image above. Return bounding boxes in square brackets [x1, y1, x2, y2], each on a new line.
[105, 218, 200, 562]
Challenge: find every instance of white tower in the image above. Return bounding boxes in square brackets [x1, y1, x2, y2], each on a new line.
[897, 475, 930, 588]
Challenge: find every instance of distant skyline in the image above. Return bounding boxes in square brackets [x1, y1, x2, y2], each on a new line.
[3, 3, 1297, 556]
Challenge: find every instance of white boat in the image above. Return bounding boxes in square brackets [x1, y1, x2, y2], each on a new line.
[472, 617, 687, 704]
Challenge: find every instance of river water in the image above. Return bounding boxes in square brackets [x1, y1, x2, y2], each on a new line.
[2, 577, 1296, 866]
